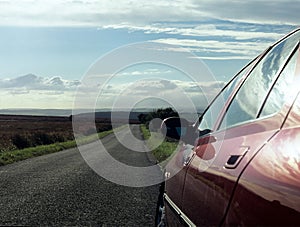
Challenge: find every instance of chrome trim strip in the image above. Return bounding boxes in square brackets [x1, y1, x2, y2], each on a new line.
[164, 193, 196, 227]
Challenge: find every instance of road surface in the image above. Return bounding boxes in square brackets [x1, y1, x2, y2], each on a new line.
[0, 125, 162, 226]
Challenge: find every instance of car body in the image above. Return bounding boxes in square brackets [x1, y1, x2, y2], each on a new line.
[156, 28, 300, 226]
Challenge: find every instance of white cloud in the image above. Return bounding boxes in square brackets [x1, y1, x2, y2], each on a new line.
[155, 38, 267, 57]
[119, 68, 172, 76]
[1, 0, 297, 110]
[0, 89, 76, 109]
[0, 0, 298, 27]
[0, 74, 121, 108]
[0, 72, 225, 110]
[102, 23, 285, 41]
[100, 20, 294, 61]
[152, 38, 269, 60]
[10, 88, 30, 95]
[0, 74, 80, 91]
[0, 73, 81, 108]
[0, 0, 198, 26]
[98, 79, 225, 111]
[189, 0, 300, 26]
[1, 0, 296, 63]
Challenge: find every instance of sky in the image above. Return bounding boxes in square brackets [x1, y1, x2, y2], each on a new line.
[0, 0, 299, 111]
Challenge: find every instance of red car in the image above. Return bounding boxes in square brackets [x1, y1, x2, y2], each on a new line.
[156, 28, 300, 226]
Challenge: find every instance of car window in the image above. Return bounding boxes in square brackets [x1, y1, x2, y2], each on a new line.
[219, 30, 300, 130]
[260, 45, 299, 117]
[197, 61, 254, 135]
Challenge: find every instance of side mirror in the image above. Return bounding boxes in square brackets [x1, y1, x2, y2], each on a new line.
[161, 117, 196, 144]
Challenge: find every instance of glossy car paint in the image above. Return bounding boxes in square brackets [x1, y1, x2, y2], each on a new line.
[182, 123, 282, 225]
[225, 51, 300, 226]
[163, 29, 300, 226]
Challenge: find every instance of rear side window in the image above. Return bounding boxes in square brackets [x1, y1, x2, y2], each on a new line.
[260, 46, 299, 117]
[219, 31, 300, 130]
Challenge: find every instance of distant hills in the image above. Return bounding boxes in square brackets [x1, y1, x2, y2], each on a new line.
[0, 109, 73, 116]
[0, 109, 151, 122]
[0, 108, 202, 123]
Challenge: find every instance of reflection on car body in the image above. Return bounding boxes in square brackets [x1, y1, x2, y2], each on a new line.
[156, 28, 300, 226]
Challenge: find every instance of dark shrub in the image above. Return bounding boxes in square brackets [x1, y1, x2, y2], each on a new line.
[12, 134, 31, 149]
[33, 132, 55, 146]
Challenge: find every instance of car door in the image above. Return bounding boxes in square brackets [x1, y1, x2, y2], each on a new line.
[225, 43, 300, 225]
[163, 54, 258, 226]
[181, 30, 300, 226]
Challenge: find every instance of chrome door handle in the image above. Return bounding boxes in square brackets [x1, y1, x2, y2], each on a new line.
[225, 155, 243, 169]
[224, 146, 249, 169]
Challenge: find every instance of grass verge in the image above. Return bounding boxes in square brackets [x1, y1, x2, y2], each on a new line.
[0, 129, 115, 166]
[140, 125, 178, 162]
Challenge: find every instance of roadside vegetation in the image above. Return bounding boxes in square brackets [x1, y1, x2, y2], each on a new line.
[0, 115, 112, 152]
[0, 129, 114, 166]
[0, 109, 179, 166]
[139, 108, 179, 162]
[0, 114, 118, 166]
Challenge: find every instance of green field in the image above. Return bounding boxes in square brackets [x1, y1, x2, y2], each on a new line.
[0, 129, 114, 166]
[0, 114, 179, 166]
[0, 114, 114, 166]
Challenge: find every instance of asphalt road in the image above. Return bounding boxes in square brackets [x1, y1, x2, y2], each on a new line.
[0, 125, 162, 226]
